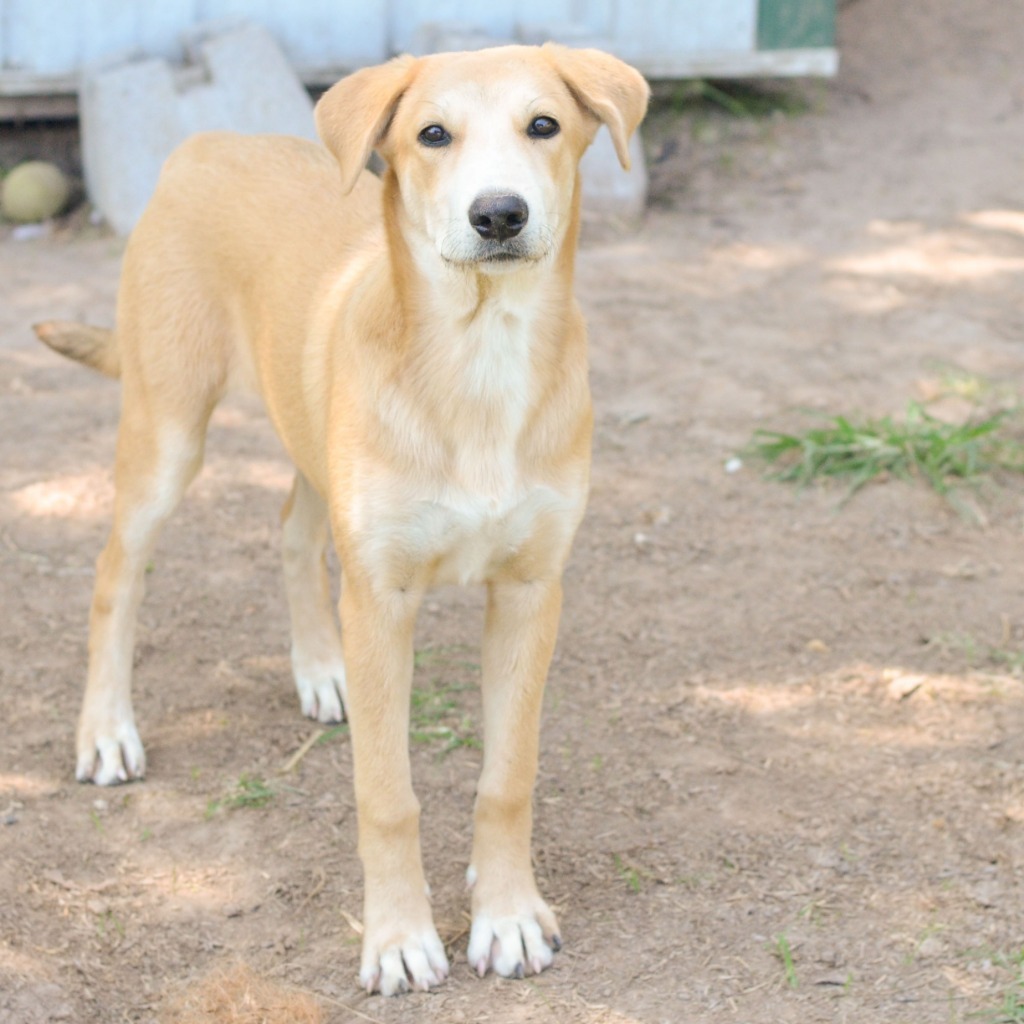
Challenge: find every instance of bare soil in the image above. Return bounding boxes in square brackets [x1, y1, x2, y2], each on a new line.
[3, 2, 1024, 1021]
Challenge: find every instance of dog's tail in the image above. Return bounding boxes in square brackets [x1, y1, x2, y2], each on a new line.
[33, 320, 120, 379]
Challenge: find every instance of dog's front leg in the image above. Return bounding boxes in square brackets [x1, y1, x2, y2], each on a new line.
[468, 578, 563, 978]
[340, 578, 449, 995]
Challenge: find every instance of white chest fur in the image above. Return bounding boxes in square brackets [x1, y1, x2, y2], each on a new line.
[349, 278, 580, 588]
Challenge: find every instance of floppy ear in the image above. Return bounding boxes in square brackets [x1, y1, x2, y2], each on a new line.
[314, 55, 417, 194]
[542, 44, 650, 170]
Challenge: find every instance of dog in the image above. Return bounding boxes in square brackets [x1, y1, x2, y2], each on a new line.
[35, 44, 649, 995]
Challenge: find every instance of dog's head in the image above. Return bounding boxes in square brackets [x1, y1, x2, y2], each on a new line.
[315, 45, 649, 273]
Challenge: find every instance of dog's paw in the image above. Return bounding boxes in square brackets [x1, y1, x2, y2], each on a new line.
[76, 717, 145, 785]
[359, 925, 449, 996]
[292, 654, 347, 723]
[467, 875, 561, 979]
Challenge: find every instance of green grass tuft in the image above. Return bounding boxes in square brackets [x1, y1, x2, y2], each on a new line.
[930, 632, 1024, 676]
[612, 854, 643, 894]
[976, 949, 1024, 1023]
[410, 646, 481, 754]
[315, 723, 349, 746]
[746, 402, 1024, 510]
[773, 933, 799, 990]
[205, 773, 275, 818]
[654, 79, 812, 119]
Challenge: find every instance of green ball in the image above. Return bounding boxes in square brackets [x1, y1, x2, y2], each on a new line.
[1, 161, 71, 223]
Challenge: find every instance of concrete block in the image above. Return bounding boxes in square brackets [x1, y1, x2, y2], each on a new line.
[579, 127, 649, 229]
[80, 21, 316, 235]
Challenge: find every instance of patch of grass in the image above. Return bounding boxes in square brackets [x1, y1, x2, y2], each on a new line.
[989, 990, 1024, 1024]
[974, 949, 1024, 1023]
[205, 773, 275, 818]
[936, 367, 994, 404]
[923, 363, 1021, 410]
[930, 632, 1024, 676]
[612, 854, 643, 894]
[314, 723, 349, 745]
[746, 402, 1024, 513]
[674, 872, 709, 890]
[654, 79, 812, 119]
[772, 933, 799, 990]
[226, 774, 275, 808]
[95, 909, 125, 941]
[411, 645, 481, 754]
[410, 684, 481, 753]
[413, 644, 478, 671]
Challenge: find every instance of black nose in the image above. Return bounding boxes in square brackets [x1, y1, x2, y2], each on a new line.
[468, 193, 529, 242]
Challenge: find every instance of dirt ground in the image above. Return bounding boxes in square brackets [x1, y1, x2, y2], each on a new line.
[3, 2, 1024, 1022]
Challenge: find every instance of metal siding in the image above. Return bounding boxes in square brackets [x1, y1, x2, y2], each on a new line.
[134, 3, 197, 62]
[4, 0, 82, 73]
[389, 0, 578, 53]
[199, 0, 387, 68]
[78, 2, 196, 65]
[576, 0, 614, 38]
[1, 0, 195, 73]
[611, 0, 757, 60]
[0, 0, 837, 91]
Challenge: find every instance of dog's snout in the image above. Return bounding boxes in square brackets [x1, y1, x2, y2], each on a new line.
[468, 193, 529, 242]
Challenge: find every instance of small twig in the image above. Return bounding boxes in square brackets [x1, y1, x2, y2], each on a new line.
[318, 994, 387, 1024]
[442, 920, 470, 952]
[280, 728, 324, 774]
[340, 908, 364, 936]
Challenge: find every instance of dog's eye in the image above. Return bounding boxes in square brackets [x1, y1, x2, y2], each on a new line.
[418, 124, 451, 147]
[527, 116, 560, 139]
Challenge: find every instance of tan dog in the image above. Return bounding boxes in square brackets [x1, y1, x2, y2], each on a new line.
[35, 44, 649, 995]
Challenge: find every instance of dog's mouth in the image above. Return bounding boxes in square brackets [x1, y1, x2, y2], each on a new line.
[482, 250, 528, 263]
[442, 239, 546, 269]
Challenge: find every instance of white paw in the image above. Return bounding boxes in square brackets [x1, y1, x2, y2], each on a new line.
[292, 653, 347, 723]
[467, 889, 561, 979]
[360, 926, 449, 996]
[76, 716, 145, 785]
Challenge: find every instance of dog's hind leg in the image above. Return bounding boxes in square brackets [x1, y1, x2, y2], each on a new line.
[77, 396, 211, 785]
[280, 472, 347, 722]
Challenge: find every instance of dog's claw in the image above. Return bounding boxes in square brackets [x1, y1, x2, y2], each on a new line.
[362, 927, 449, 995]
[292, 657, 347, 724]
[77, 725, 146, 786]
[468, 903, 559, 980]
